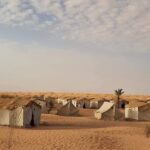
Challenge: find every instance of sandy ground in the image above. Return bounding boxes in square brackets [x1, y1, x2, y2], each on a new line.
[0, 109, 150, 150]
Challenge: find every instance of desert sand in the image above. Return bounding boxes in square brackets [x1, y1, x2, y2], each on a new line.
[0, 108, 150, 150]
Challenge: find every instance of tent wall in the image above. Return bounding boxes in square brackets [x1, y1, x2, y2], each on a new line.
[23, 107, 32, 127]
[72, 100, 77, 107]
[78, 100, 90, 108]
[35, 100, 47, 113]
[125, 107, 138, 120]
[90, 101, 104, 109]
[57, 99, 68, 105]
[32, 104, 41, 126]
[90, 101, 98, 109]
[94, 112, 102, 119]
[138, 109, 150, 121]
[102, 108, 114, 120]
[57, 102, 79, 116]
[94, 108, 115, 120]
[0, 110, 10, 125]
[23, 104, 41, 127]
[10, 107, 23, 126]
[98, 101, 104, 109]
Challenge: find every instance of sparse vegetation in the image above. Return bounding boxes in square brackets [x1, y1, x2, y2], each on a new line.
[114, 89, 124, 108]
[0, 94, 16, 99]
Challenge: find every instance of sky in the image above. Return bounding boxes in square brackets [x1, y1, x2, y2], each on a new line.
[0, 0, 150, 94]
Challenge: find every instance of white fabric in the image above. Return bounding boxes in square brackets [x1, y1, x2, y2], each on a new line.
[125, 107, 138, 120]
[0, 110, 10, 125]
[96, 101, 114, 114]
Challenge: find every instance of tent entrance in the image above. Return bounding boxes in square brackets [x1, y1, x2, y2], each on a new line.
[30, 113, 35, 126]
[83, 103, 86, 109]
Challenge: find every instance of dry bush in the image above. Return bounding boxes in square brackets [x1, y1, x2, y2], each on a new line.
[0, 94, 15, 99]
[145, 125, 150, 138]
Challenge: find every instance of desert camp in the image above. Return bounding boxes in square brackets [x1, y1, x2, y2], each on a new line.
[0, 1, 150, 149]
[0, 92, 150, 150]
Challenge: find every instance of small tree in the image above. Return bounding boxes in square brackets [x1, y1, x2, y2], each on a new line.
[114, 88, 124, 108]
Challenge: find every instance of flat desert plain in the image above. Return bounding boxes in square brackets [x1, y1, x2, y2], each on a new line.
[0, 109, 150, 150]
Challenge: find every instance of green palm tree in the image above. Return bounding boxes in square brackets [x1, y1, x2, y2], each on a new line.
[114, 88, 124, 108]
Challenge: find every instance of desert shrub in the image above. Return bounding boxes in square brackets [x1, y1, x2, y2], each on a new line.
[145, 125, 150, 138]
[0, 94, 15, 99]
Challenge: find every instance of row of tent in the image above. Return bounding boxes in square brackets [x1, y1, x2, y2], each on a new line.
[56, 98, 131, 109]
[96, 101, 150, 121]
[57, 100, 150, 121]
[56, 100, 117, 120]
[57, 98, 108, 109]
[0, 97, 150, 128]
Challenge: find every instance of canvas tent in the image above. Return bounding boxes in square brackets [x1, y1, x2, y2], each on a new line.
[57, 98, 69, 106]
[0, 98, 41, 127]
[125, 102, 150, 121]
[57, 101, 79, 116]
[34, 99, 49, 113]
[77, 99, 90, 108]
[90, 100, 105, 109]
[72, 100, 77, 107]
[94, 101, 115, 120]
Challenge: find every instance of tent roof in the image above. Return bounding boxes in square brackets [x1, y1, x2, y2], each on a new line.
[96, 102, 114, 114]
[57, 101, 79, 115]
[126, 101, 150, 111]
[0, 98, 41, 110]
[126, 101, 146, 108]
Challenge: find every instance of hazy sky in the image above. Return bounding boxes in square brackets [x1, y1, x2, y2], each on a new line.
[0, 0, 150, 94]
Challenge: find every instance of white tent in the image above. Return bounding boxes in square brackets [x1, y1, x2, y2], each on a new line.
[125, 102, 150, 121]
[0, 98, 41, 127]
[57, 101, 79, 116]
[72, 100, 77, 107]
[94, 101, 115, 120]
[57, 98, 69, 105]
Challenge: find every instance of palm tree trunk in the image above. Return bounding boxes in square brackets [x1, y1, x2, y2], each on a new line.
[117, 96, 120, 108]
